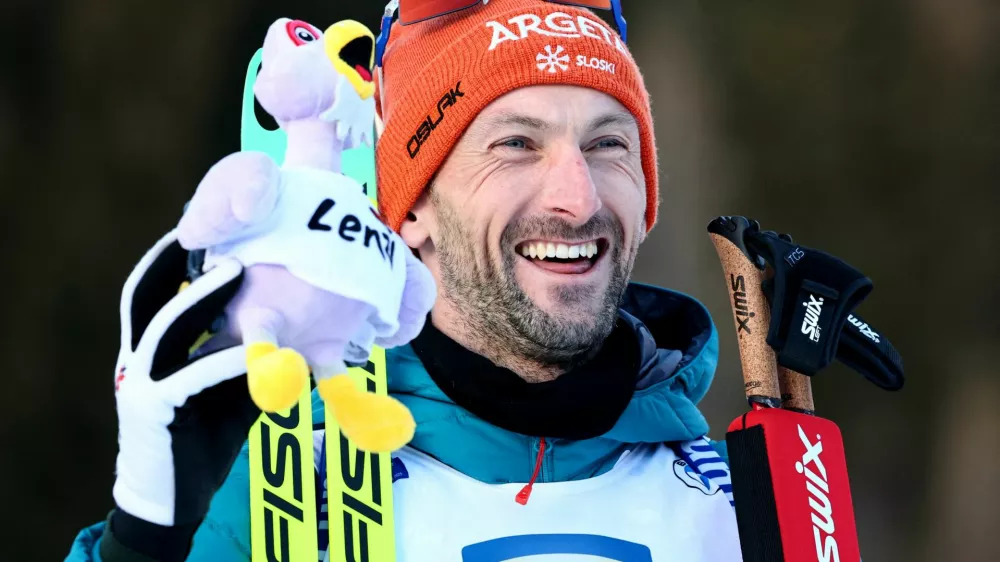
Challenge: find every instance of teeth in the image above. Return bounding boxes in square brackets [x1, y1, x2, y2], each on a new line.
[520, 241, 601, 261]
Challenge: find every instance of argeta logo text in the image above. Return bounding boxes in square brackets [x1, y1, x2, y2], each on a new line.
[486, 12, 627, 54]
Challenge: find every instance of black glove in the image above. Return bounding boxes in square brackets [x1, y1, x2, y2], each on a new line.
[745, 228, 873, 376]
[708, 215, 904, 390]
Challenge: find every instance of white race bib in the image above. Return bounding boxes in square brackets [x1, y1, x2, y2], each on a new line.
[390, 443, 742, 561]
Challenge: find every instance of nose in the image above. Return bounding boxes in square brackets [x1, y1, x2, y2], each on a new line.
[538, 147, 603, 226]
[322, 20, 376, 100]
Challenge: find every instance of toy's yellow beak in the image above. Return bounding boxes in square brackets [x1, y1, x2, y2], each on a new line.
[323, 20, 376, 100]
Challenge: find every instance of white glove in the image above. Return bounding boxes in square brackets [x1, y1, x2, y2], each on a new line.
[112, 229, 258, 528]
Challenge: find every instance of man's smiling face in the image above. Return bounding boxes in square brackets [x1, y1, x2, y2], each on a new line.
[402, 84, 647, 373]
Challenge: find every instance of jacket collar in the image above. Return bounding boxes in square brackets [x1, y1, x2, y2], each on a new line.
[361, 282, 720, 484]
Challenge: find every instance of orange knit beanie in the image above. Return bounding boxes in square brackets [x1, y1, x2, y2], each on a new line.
[374, 0, 658, 234]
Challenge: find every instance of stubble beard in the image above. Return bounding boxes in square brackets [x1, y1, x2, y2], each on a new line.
[432, 193, 637, 376]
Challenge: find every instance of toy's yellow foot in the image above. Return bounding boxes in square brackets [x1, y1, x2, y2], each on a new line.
[246, 342, 308, 412]
[317, 375, 415, 452]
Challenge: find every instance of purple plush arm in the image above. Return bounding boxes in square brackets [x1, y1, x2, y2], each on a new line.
[177, 151, 280, 250]
[374, 248, 437, 349]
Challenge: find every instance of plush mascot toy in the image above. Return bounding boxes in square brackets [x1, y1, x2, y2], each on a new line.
[176, 18, 436, 453]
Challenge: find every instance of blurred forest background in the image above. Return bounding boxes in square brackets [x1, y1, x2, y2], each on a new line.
[1, 0, 997, 560]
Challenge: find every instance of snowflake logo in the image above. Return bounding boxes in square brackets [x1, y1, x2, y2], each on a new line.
[536, 45, 569, 73]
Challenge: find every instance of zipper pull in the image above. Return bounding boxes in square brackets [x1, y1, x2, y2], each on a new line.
[515, 437, 546, 505]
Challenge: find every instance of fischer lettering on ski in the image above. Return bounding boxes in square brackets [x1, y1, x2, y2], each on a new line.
[407, 82, 464, 159]
[341, 362, 383, 559]
[730, 274, 756, 336]
[251, 399, 318, 562]
[800, 295, 824, 343]
[796, 425, 840, 562]
[327, 354, 395, 561]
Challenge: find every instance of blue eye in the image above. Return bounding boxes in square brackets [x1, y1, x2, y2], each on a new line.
[502, 138, 527, 149]
[595, 138, 625, 149]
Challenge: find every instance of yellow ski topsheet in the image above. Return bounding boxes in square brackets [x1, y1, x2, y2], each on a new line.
[325, 351, 397, 562]
[243, 48, 319, 562]
[248, 391, 319, 561]
[241, 46, 394, 562]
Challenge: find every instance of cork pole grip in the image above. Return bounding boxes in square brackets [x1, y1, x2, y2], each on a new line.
[758, 265, 817, 414]
[778, 366, 816, 413]
[709, 232, 781, 408]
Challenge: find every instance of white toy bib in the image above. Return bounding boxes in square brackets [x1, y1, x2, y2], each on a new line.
[205, 166, 406, 335]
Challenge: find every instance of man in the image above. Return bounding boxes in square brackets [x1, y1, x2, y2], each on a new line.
[67, 0, 743, 560]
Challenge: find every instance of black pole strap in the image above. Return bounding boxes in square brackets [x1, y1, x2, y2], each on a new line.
[713, 216, 905, 391]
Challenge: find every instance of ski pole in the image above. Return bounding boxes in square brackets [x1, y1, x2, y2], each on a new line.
[709, 215, 862, 562]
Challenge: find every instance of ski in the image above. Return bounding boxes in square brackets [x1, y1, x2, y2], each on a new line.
[241, 47, 319, 562]
[241, 43, 395, 562]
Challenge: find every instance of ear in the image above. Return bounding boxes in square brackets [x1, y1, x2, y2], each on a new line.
[399, 191, 434, 250]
